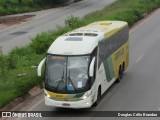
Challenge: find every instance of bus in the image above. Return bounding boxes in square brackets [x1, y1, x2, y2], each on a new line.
[37, 21, 129, 108]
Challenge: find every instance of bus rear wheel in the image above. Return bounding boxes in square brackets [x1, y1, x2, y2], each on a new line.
[116, 65, 123, 83]
[122, 62, 125, 73]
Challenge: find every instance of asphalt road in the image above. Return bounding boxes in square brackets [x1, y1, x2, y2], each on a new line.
[4, 7, 160, 120]
[0, 0, 116, 54]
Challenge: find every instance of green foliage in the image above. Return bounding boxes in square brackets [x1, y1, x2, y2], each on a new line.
[0, 48, 44, 108]
[7, 52, 17, 69]
[30, 32, 54, 54]
[0, 46, 8, 76]
[30, 27, 71, 54]
[1, 0, 160, 109]
[0, 0, 70, 16]
[0, 46, 2, 57]
[83, 0, 160, 27]
[65, 15, 80, 28]
[0, 89, 18, 108]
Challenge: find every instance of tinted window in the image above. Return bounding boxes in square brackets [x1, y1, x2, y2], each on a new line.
[98, 26, 129, 67]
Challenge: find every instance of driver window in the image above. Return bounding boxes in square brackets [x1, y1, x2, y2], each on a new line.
[91, 47, 98, 81]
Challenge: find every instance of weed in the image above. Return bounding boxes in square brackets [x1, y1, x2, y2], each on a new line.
[65, 15, 80, 28]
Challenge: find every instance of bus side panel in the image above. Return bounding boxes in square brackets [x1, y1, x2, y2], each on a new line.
[97, 62, 116, 95]
[111, 40, 129, 79]
[103, 57, 115, 82]
[125, 40, 129, 70]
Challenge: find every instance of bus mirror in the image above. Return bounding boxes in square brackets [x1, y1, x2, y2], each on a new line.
[37, 58, 46, 76]
[89, 57, 95, 77]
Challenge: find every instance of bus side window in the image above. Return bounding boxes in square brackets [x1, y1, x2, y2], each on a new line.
[118, 26, 129, 48]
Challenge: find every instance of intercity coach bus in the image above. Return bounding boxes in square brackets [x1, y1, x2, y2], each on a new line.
[38, 21, 129, 108]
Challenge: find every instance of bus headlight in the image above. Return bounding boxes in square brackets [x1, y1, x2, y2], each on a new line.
[44, 90, 51, 98]
[47, 94, 51, 98]
[83, 95, 87, 99]
[82, 90, 92, 99]
[45, 93, 51, 98]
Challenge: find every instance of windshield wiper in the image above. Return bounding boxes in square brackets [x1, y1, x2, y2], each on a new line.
[68, 70, 77, 92]
[56, 69, 65, 92]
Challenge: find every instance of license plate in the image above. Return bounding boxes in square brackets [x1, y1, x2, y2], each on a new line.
[62, 103, 70, 107]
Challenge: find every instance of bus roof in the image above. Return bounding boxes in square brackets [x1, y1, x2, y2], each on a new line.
[48, 21, 128, 55]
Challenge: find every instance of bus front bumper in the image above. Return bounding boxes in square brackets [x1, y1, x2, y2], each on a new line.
[45, 96, 92, 108]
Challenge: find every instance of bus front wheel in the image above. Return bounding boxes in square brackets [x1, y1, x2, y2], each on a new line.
[94, 87, 101, 106]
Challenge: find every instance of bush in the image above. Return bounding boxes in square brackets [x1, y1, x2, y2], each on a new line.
[0, 47, 8, 76]
[65, 15, 80, 28]
[30, 32, 54, 54]
[7, 52, 17, 69]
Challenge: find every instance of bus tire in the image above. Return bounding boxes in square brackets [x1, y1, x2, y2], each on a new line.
[122, 62, 125, 73]
[116, 65, 122, 83]
[94, 86, 101, 106]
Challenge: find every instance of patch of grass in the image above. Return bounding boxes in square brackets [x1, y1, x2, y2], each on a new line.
[83, 0, 160, 26]
[0, 89, 18, 107]
[0, 46, 44, 108]
[0, 0, 160, 108]
[0, 0, 70, 16]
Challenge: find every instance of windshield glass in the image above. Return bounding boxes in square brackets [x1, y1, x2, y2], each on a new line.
[45, 55, 91, 93]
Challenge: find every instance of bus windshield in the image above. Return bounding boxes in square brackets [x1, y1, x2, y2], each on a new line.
[45, 55, 91, 93]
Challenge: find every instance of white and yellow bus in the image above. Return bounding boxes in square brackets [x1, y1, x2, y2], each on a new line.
[38, 21, 129, 108]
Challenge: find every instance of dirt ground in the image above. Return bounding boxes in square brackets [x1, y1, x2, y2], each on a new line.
[0, 15, 35, 31]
